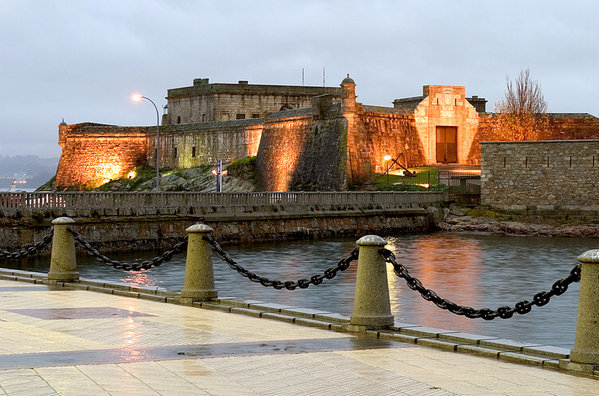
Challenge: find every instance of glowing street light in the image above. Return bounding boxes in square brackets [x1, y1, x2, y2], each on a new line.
[132, 94, 161, 189]
[383, 155, 392, 189]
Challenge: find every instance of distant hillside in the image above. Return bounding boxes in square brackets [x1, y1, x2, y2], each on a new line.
[0, 155, 59, 189]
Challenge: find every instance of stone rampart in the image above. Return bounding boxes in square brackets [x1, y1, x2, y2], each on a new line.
[347, 110, 424, 184]
[55, 123, 149, 188]
[481, 140, 599, 210]
[56, 120, 263, 188]
[157, 119, 262, 169]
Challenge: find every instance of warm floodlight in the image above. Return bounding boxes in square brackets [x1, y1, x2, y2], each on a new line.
[131, 94, 143, 102]
[383, 155, 392, 161]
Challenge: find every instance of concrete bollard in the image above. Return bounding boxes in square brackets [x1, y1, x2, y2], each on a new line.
[180, 224, 217, 303]
[48, 217, 79, 282]
[570, 249, 599, 365]
[349, 235, 394, 329]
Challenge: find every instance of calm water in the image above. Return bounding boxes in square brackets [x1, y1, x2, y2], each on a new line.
[7, 231, 598, 348]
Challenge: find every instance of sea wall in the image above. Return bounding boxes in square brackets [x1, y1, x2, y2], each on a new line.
[0, 207, 444, 254]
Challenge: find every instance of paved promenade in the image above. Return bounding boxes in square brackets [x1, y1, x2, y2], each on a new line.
[0, 278, 598, 395]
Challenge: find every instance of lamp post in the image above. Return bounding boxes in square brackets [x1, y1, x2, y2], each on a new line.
[383, 155, 392, 190]
[132, 94, 160, 189]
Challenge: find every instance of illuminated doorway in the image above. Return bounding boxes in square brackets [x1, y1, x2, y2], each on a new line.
[436, 126, 457, 163]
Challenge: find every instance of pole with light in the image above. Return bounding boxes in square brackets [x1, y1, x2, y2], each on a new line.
[383, 155, 392, 190]
[132, 94, 160, 189]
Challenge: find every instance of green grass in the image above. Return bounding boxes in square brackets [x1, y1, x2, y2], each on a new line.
[373, 167, 446, 191]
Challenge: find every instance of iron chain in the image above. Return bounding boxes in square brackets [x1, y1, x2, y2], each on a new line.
[379, 248, 581, 320]
[69, 228, 187, 271]
[0, 230, 53, 259]
[204, 234, 359, 290]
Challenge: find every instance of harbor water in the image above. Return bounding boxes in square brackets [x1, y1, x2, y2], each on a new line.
[8, 231, 598, 349]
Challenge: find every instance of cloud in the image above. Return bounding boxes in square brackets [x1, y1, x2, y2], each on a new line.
[1, 0, 598, 157]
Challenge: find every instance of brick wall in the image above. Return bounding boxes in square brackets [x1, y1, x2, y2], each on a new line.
[481, 140, 599, 210]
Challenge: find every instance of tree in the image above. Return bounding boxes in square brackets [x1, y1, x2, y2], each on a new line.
[494, 69, 549, 140]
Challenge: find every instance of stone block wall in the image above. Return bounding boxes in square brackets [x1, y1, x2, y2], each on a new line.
[481, 140, 599, 210]
[470, 113, 599, 164]
[155, 120, 263, 169]
[347, 110, 425, 184]
[55, 123, 149, 188]
[255, 109, 315, 191]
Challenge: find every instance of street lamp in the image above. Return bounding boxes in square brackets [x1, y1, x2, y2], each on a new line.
[132, 94, 160, 189]
[383, 155, 392, 189]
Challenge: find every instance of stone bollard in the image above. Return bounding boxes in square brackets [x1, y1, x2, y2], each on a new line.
[570, 249, 599, 366]
[180, 224, 217, 303]
[349, 235, 394, 329]
[48, 217, 79, 282]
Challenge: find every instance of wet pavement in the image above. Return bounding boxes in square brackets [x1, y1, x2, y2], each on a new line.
[0, 278, 598, 395]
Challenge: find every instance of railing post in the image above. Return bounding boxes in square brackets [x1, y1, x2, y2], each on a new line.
[349, 235, 394, 329]
[48, 217, 79, 282]
[180, 224, 217, 303]
[570, 250, 599, 366]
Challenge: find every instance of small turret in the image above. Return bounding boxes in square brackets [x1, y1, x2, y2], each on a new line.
[341, 74, 357, 113]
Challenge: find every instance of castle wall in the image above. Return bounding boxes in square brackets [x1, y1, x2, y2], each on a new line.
[154, 120, 262, 169]
[346, 111, 426, 184]
[481, 140, 599, 210]
[166, 81, 342, 124]
[255, 110, 314, 191]
[55, 124, 149, 188]
[56, 120, 263, 188]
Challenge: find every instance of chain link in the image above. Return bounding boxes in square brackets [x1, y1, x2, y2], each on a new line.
[379, 248, 581, 320]
[69, 228, 187, 271]
[0, 230, 54, 259]
[204, 234, 359, 290]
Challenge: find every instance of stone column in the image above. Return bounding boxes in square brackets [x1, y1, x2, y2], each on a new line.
[180, 224, 217, 303]
[570, 249, 599, 365]
[350, 235, 394, 329]
[48, 217, 79, 282]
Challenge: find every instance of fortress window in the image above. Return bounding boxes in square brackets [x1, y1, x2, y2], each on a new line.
[202, 114, 206, 122]
[252, 113, 260, 119]
[192, 147, 196, 157]
[174, 147, 178, 158]
[236, 113, 246, 119]
[177, 116, 181, 124]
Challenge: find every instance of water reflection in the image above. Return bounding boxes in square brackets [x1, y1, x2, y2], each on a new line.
[5, 231, 596, 348]
[386, 235, 482, 333]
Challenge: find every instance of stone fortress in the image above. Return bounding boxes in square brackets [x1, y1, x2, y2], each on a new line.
[55, 75, 599, 191]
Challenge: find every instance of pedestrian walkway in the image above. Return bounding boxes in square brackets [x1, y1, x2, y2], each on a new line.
[0, 278, 598, 395]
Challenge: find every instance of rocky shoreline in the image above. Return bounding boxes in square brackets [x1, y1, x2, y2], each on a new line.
[438, 213, 599, 238]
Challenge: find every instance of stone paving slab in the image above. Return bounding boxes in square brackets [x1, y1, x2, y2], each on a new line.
[0, 278, 598, 395]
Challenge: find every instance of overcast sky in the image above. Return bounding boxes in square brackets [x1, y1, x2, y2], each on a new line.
[1, 0, 598, 158]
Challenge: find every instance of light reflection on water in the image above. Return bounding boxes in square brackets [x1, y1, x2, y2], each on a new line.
[8, 231, 598, 348]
